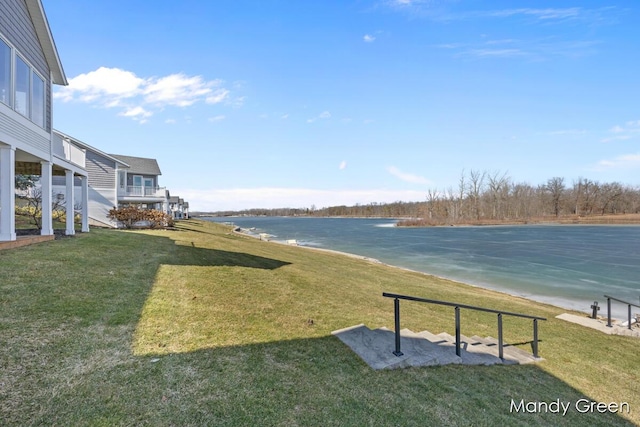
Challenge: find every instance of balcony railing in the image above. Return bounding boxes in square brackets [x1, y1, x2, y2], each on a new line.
[120, 186, 166, 198]
[53, 137, 86, 168]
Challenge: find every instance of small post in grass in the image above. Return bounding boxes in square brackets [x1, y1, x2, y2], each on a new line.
[497, 313, 504, 360]
[533, 318, 539, 358]
[455, 306, 461, 357]
[393, 297, 403, 357]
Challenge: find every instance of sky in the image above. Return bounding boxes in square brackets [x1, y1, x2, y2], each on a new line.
[43, 0, 640, 212]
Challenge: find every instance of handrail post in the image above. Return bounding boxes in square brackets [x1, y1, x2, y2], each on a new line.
[455, 306, 461, 357]
[393, 298, 403, 357]
[628, 304, 633, 330]
[607, 297, 612, 327]
[497, 313, 504, 360]
[532, 319, 539, 358]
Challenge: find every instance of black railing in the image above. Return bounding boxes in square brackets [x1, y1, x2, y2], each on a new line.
[604, 295, 640, 330]
[382, 292, 547, 360]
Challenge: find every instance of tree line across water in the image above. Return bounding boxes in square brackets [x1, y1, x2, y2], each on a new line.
[204, 171, 640, 226]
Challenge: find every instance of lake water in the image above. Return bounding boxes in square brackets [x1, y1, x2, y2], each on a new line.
[204, 217, 640, 319]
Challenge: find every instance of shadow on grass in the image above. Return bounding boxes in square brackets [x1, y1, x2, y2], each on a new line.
[169, 244, 291, 269]
[33, 334, 636, 426]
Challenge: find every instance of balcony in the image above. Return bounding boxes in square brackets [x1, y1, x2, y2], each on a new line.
[119, 186, 167, 198]
[52, 136, 86, 168]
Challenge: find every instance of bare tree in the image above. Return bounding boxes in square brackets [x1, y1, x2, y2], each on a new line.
[467, 169, 486, 220]
[15, 186, 66, 229]
[545, 177, 565, 217]
[487, 170, 510, 219]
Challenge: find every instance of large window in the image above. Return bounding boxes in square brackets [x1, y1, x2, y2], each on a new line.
[0, 38, 10, 106]
[0, 34, 47, 128]
[15, 56, 30, 117]
[32, 73, 45, 127]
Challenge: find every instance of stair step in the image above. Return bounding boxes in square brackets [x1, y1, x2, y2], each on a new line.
[332, 325, 543, 370]
[470, 335, 542, 364]
[433, 332, 507, 365]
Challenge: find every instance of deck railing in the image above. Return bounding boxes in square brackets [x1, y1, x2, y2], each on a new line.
[604, 295, 640, 329]
[124, 186, 166, 197]
[382, 292, 547, 359]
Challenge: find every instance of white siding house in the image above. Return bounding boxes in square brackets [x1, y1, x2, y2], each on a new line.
[1, 0, 89, 241]
[51, 137, 170, 228]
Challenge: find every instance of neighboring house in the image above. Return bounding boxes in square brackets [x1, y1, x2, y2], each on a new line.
[110, 154, 167, 212]
[51, 133, 171, 228]
[51, 130, 125, 228]
[1, 0, 89, 241]
[183, 201, 189, 219]
[169, 196, 190, 219]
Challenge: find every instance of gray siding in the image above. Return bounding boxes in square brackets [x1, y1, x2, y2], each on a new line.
[51, 175, 82, 186]
[85, 150, 116, 188]
[0, 110, 49, 151]
[88, 188, 117, 227]
[0, 0, 52, 131]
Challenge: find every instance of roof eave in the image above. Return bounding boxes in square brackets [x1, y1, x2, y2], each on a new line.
[25, 0, 67, 85]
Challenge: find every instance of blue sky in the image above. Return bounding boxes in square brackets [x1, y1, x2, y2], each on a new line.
[44, 0, 640, 211]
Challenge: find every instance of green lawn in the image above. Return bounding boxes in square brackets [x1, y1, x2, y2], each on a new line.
[0, 220, 637, 426]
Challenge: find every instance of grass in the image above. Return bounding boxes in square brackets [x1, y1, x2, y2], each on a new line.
[1, 219, 638, 426]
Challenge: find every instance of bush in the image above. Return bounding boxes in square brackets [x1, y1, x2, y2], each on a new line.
[108, 206, 173, 229]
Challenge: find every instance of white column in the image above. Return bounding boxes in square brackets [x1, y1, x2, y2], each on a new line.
[65, 170, 75, 235]
[81, 176, 89, 232]
[40, 161, 54, 236]
[0, 145, 16, 241]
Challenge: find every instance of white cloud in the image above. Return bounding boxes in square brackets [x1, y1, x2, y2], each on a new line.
[387, 166, 430, 184]
[594, 153, 640, 171]
[119, 106, 152, 123]
[363, 34, 376, 43]
[307, 111, 331, 123]
[487, 8, 582, 21]
[208, 115, 226, 122]
[230, 96, 246, 108]
[389, 0, 425, 7]
[339, 161, 347, 170]
[143, 74, 216, 107]
[601, 120, 640, 143]
[174, 187, 428, 211]
[55, 67, 144, 103]
[206, 88, 230, 104]
[54, 67, 233, 122]
[466, 48, 526, 58]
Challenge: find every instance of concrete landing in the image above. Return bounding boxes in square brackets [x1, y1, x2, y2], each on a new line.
[332, 324, 543, 370]
[556, 313, 640, 338]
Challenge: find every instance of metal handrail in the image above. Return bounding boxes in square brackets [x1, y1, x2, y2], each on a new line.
[382, 292, 546, 360]
[604, 295, 640, 329]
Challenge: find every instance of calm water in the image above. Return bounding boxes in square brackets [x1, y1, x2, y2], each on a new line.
[205, 217, 640, 318]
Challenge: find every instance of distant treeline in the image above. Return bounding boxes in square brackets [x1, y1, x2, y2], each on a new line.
[201, 171, 640, 225]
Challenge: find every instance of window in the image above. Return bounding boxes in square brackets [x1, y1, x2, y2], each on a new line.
[15, 56, 29, 117]
[0, 38, 10, 106]
[32, 73, 45, 127]
[0, 33, 47, 128]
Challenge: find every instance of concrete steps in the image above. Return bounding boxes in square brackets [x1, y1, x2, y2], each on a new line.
[332, 324, 543, 370]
